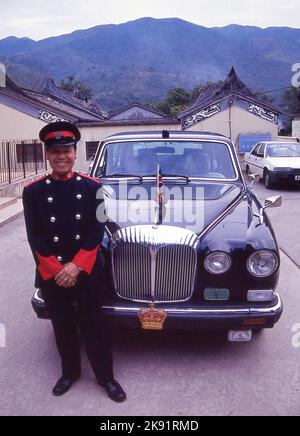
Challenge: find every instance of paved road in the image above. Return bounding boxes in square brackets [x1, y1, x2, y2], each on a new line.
[0, 184, 300, 416]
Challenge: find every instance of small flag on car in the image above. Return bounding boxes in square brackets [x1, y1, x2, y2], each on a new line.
[154, 163, 166, 225]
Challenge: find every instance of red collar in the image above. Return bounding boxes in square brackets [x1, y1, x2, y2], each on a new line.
[50, 170, 74, 181]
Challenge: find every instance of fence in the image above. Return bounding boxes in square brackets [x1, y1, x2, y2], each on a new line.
[0, 139, 47, 186]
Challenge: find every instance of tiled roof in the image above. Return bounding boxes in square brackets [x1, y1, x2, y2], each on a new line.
[109, 102, 168, 120]
[38, 77, 107, 119]
[179, 67, 282, 117]
[76, 118, 181, 127]
[0, 75, 106, 122]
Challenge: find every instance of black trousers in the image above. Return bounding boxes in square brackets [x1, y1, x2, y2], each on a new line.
[42, 276, 113, 383]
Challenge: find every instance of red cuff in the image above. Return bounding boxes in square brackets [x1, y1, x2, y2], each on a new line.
[36, 252, 63, 281]
[73, 246, 99, 275]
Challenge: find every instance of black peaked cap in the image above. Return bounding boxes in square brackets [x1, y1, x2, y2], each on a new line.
[39, 121, 81, 147]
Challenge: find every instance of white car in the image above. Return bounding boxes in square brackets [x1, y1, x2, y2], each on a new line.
[244, 141, 300, 188]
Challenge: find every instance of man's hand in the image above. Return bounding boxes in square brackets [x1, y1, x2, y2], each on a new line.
[55, 262, 81, 288]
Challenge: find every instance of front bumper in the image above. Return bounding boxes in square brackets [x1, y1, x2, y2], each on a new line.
[269, 171, 300, 184]
[32, 290, 283, 331]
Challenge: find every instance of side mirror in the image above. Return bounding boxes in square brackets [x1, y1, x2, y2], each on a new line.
[248, 173, 260, 189]
[263, 196, 282, 210]
[254, 195, 282, 225]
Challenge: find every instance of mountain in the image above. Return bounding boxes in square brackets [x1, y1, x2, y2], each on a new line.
[0, 18, 299, 111]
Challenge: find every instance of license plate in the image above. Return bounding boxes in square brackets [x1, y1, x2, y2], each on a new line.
[228, 330, 252, 342]
[295, 176, 300, 181]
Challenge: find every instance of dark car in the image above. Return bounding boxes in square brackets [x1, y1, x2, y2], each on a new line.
[32, 130, 283, 341]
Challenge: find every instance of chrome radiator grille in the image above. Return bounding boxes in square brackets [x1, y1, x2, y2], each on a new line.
[155, 245, 197, 301]
[112, 225, 198, 303]
[113, 243, 151, 301]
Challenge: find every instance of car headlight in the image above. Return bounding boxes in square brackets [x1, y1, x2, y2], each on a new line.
[204, 252, 232, 275]
[247, 250, 278, 277]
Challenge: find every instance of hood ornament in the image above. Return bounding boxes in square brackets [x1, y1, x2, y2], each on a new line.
[153, 163, 167, 227]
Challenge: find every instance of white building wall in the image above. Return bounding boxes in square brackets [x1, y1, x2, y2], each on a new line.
[0, 103, 45, 140]
[186, 104, 278, 152]
[292, 117, 300, 137]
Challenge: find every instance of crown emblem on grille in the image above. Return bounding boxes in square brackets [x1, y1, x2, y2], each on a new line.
[138, 304, 167, 330]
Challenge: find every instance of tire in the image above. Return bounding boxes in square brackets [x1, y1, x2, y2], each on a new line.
[264, 170, 273, 189]
[245, 165, 250, 175]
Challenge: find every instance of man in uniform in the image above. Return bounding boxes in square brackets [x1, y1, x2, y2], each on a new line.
[23, 121, 126, 402]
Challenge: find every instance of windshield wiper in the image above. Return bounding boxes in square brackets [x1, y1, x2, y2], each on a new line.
[143, 174, 190, 182]
[284, 147, 300, 157]
[103, 173, 143, 182]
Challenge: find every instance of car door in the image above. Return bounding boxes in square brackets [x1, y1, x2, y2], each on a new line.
[247, 143, 261, 174]
[255, 143, 266, 177]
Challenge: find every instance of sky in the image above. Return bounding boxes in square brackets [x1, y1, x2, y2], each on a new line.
[0, 0, 299, 40]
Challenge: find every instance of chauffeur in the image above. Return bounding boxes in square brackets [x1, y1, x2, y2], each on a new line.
[22, 121, 126, 402]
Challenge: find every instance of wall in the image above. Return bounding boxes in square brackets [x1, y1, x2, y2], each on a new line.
[0, 103, 45, 140]
[292, 118, 300, 137]
[186, 104, 278, 152]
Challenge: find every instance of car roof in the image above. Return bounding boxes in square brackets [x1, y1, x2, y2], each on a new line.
[102, 130, 232, 144]
[259, 141, 299, 145]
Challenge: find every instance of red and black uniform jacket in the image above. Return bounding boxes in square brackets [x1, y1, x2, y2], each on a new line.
[22, 172, 105, 287]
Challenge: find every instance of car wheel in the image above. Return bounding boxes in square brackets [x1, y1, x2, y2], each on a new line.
[264, 170, 273, 189]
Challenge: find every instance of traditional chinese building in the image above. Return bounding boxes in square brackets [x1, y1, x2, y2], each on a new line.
[77, 103, 180, 167]
[178, 67, 282, 154]
[0, 75, 106, 140]
[0, 68, 283, 175]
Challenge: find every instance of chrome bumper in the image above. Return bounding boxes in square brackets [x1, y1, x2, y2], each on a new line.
[102, 293, 282, 317]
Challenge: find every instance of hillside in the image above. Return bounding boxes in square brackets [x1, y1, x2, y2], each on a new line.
[0, 18, 299, 111]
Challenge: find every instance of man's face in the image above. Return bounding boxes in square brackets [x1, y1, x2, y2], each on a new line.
[46, 146, 77, 176]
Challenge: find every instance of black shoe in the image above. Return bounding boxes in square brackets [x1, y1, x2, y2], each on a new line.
[99, 379, 126, 402]
[52, 376, 79, 396]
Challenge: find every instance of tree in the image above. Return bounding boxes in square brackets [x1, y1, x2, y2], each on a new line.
[156, 88, 191, 117]
[59, 75, 94, 100]
[281, 87, 300, 135]
[283, 87, 300, 114]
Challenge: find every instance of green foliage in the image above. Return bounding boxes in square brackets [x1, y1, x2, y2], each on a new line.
[155, 88, 191, 117]
[60, 75, 94, 100]
[280, 87, 300, 134]
[283, 87, 300, 114]
[153, 81, 224, 117]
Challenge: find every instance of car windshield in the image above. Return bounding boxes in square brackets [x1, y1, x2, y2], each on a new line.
[100, 140, 237, 179]
[266, 143, 300, 157]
